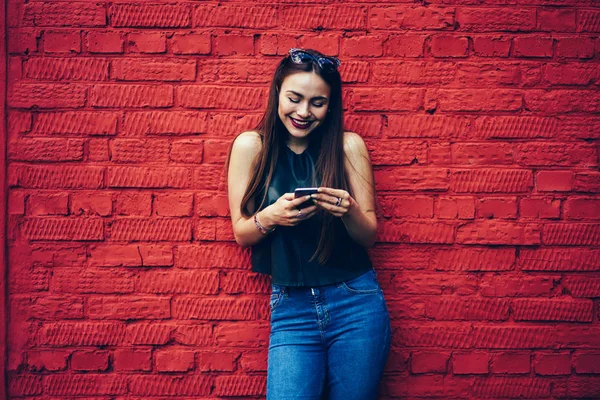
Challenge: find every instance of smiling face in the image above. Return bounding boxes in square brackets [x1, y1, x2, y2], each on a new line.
[277, 71, 331, 145]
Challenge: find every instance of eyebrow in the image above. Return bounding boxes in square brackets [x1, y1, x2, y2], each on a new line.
[286, 90, 328, 101]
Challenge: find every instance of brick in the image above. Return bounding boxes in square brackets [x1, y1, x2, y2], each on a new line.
[88, 296, 171, 319]
[379, 196, 433, 218]
[8, 29, 38, 54]
[114, 192, 151, 216]
[172, 297, 258, 320]
[21, 217, 103, 241]
[8, 191, 25, 215]
[123, 111, 209, 136]
[366, 140, 427, 166]
[433, 248, 514, 271]
[198, 59, 280, 84]
[556, 36, 595, 59]
[370, 6, 453, 30]
[8, 111, 32, 135]
[431, 35, 469, 57]
[87, 31, 123, 53]
[38, 322, 126, 346]
[214, 34, 254, 56]
[203, 140, 230, 164]
[565, 198, 600, 220]
[194, 165, 229, 191]
[344, 115, 383, 138]
[544, 63, 600, 86]
[578, 9, 600, 32]
[71, 192, 112, 216]
[472, 377, 551, 398]
[538, 9, 576, 31]
[24, 2, 106, 27]
[474, 116, 557, 139]
[114, 348, 151, 372]
[350, 88, 423, 111]
[491, 352, 530, 374]
[456, 8, 536, 32]
[170, 140, 204, 163]
[534, 352, 571, 375]
[153, 192, 193, 217]
[563, 276, 600, 297]
[478, 197, 518, 219]
[127, 32, 166, 53]
[543, 223, 600, 245]
[110, 218, 192, 241]
[283, 6, 366, 30]
[52, 268, 134, 294]
[513, 298, 593, 322]
[108, 166, 191, 188]
[370, 246, 431, 272]
[574, 172, 600, 193]
[178, 85, 265, 109]
[520, 248, 599, 272]
[129, 375, 211, 396]
[111, 4, 191, 28]
[8, 83, 86, 108]
[391, 272, 477, 296]
[438, 196, 476, 220]
[10, 138, 84, 162]
[383, 34, 426, 57]
[455, 62, 539, 87]
[341, 35, 383, 57]
[457, 220, 540, 245]
[175, 325, 214, 346]
[240, 350, 268, 372]
[198, 351, 237, 372]
[27, 193, 68, 216]
[194, 4, 276, 28]
[516, 142, 597, 167]
[126, 323, 175, 345]
[428, 89, 522, 112]
[214, 375, 266, 397]
[573, 352, 600, 373]
[560, 377, 600, 397]
[110, 139, 170, 163]
[453, 352, 490, 374]
[113, 59, 195, 81]
[25, 57, 108, 81]
[137, 270, 219, 294]
[452, 143, 513, 166]
[374, 167, 448, 192]
[451, 169, 532, 193]
[171, 33, 211, 55]
[8, 375, 42, 396]
[473, 36, 511, 57]
[15, 294, 83, 319]
[338, 61, 370, 84]
[411, 351, 450, 373]
[372, 62, 456, 85]
[89, 244, 173, 267]
[33, 111, 118, 135]
[525, 90, 600, 113]
[195, 218, 217, 241]
[90, 84, 173, 108]
[195, 192, 229, 217]
[385, 115, 470, 139]
[46, 375, 127, 396]
[27, 350, 69, 372]
[520, 197, 560, 219]
[71, 350, 109, 371]
[155, 348, 195, 372]
[536, 170, 572, 192]
[427, 297, 510, 321]
[207, 113, 261, 137]
[480, 274, 555, 297]
[377, 221, 454, 244]
[43, 31, 80, 53]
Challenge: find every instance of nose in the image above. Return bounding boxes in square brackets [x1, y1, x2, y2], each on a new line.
[296, 102, 311, 118]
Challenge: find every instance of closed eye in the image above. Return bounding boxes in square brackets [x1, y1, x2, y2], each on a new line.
[288, 97, 300, 103]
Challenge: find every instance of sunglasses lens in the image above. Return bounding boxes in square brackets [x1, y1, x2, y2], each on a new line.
[289, 49, 340, 72]
[319, 58, 336, 72]
[290, 51, 313, 64]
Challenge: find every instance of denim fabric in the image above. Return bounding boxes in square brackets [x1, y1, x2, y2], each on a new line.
[267, 269, 391, 400]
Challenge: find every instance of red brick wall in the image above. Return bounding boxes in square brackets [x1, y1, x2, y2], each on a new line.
[5, 0, 600, 398]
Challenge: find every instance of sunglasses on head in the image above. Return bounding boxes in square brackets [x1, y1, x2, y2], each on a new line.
[288, 48, 341, 73]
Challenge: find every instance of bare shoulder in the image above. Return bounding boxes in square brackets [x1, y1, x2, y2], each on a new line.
[232, 130, 263, 154]
[343, 131, 368, 158]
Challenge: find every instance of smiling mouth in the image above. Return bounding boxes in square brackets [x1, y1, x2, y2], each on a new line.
[290, 117, 314, 129]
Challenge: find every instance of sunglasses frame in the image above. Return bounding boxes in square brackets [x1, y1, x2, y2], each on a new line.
[288, 48, 341, 72]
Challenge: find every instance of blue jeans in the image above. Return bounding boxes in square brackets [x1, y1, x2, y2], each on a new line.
[267, 269, 391, 400]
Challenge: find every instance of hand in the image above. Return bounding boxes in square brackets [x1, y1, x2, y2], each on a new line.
[311, 187, 355, 218]
[259, 193, 319, 228]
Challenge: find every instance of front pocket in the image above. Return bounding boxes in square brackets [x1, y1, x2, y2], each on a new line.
[339, 270, 380, 294]
[269, 292, 283, 311]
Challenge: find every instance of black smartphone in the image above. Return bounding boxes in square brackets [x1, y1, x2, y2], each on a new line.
[294, 187, 318, 209]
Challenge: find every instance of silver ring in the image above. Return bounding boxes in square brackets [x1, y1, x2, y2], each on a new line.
[297, 209, 303, 218]
[335, 197, 342, 206]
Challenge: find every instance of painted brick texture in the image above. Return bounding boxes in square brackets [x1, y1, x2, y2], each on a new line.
[5, 0, 600, 399]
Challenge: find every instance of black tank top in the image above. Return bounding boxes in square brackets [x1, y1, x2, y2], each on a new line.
[251, 138, 373, 286]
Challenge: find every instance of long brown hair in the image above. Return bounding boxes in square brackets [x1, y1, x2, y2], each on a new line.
[233, 49, 349, 264]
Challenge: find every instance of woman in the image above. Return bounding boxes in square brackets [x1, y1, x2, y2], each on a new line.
[227, 48, 391, 399]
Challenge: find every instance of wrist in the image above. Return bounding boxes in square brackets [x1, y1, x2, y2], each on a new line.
[257, 209, 276, 230]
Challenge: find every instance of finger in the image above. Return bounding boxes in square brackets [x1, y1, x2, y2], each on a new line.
[290, 195, 312, 208]
[313, 199, 344, 212]
[312, 193, 342, 206]
[318, 187, 345, 197]
[283, 193, 295, 201]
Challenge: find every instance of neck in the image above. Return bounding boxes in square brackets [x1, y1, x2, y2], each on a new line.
[286, 135, 310, 154]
